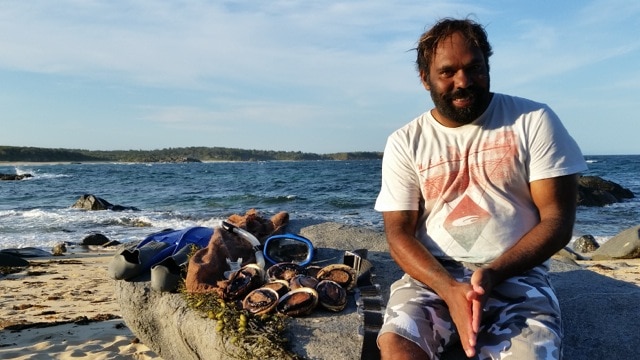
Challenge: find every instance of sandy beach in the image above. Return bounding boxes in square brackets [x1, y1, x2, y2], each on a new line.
[1, 244, 639, 359]
[0, 250, 159, 360]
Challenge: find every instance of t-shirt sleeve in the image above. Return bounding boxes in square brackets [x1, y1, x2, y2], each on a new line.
[527, 106, 588, 182]
[374, 133, 421, 212]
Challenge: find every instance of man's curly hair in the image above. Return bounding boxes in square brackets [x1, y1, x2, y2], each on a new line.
[416, 18, 493, 78]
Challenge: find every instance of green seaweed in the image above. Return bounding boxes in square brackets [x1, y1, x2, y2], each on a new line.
[181, 288, 304, 360]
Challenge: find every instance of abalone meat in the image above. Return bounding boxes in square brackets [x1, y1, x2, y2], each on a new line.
[266, 262, 305, 282]
[224, 263, 265, 301]
[289, 274, 319, 290]
[316, 279, 347, 312]
[316, 264, 356, 291]
[276, 287, 318, 317]
[242, 287, 279, 315]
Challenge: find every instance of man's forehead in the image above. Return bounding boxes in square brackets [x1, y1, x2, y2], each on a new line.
[432, 33, 484, 65]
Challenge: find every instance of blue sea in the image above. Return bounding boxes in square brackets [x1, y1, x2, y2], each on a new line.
[0, 156, 638, 251]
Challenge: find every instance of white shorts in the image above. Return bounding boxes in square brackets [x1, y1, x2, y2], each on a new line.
[378, 261, 563, 359]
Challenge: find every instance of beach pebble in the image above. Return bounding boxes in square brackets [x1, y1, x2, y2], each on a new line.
[52, 243, 67, 256]
[573, 235, 600, 253]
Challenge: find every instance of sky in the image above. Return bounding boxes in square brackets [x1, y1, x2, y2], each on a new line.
[1, 1, 639, 155]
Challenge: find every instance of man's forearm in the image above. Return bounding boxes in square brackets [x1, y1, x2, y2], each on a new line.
[388, 233, 459, 296]
[483, 217, 572, 284]
[483, 175, 579, 284]
[383, 210, 459, 296]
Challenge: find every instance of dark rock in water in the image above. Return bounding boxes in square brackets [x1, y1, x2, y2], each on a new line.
[0, 247, 51, 258]
[591, 225, 640, 260]
[573, 235, 600, 253]
[577, 176, 634, 207]
[0, 173, 33, 180]
[71, 194, 140, 211]
[81, 233, 111, 246]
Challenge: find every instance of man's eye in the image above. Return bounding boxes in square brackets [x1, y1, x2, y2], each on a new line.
[470, 65, 485, 73]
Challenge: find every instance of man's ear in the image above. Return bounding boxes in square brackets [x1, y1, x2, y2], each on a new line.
[420, 70, 430, 91]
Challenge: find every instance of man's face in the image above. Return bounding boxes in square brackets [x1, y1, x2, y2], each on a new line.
[423, 32, 491, 127]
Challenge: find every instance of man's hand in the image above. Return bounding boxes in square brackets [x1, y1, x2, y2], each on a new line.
[441, 268, 494, 358]
[439, 281, 480, 358]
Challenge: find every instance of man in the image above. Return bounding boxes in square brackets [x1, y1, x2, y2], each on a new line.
[374, 18, 587, 359]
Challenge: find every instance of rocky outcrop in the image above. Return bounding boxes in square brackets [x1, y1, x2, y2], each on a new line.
[577, 176, 634, 207]
[115, 222, 640, 360]
[0, 173, 32, 180]
[115, 222, 395, 360]
[591, 225, 640, 260]
[71, 194, 140, 211]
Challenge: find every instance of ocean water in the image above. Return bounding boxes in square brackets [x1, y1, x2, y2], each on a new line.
[0, 156, 638, 251]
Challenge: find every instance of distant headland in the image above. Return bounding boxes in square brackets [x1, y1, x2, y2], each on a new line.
[0, 146, 383, 163]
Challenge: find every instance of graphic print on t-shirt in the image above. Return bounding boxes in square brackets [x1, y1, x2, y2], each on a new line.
[443, 195, 491, 251]
[420, 130, 518, 252]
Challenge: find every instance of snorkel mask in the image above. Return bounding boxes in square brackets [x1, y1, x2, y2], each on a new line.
[263, 234, 315, 267]
[220, 220, 315, 270]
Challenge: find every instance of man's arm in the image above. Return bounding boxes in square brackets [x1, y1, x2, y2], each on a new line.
[468, 174, 579, 338]
[382, 210, 481, 357]
[477, 174, 580, 286]
[383, 210, 458, 293]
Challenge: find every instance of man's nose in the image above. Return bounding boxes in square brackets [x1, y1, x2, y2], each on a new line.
[454, 69, 473, 88]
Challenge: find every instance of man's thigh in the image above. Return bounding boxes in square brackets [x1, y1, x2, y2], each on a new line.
[478, 266, 563, 359]
[377, 273, 460, 358]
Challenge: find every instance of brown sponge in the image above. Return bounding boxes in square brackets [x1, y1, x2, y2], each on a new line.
[184, 209, 289, 295]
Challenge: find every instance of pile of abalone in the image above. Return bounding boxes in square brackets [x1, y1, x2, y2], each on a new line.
[233, 262, 356, 318]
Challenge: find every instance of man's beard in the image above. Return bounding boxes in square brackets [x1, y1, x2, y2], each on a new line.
[430, 85, 491, 125]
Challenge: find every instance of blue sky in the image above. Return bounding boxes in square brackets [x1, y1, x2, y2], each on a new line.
[1, 1, 639, 155]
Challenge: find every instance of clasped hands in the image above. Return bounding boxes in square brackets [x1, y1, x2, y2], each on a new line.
[440, 267, 495, 358]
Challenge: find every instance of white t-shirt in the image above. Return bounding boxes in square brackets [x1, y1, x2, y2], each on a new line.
[375, 93, 588, 263]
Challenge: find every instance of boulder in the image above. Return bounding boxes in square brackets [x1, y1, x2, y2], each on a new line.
[81, 233, 112, 246]
[573, 235, 600, 253]
[0, 173, 32, 180]
[115, 221, 397, 360]
[577, 176, 634, 207]
[0, 252, 30, 267]
[591, 225, 640, 260]
[71, 194, 140, 211]
[0, 247, 51, 258]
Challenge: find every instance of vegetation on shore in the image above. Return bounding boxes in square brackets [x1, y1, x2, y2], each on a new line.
[0, 146, 382, 163]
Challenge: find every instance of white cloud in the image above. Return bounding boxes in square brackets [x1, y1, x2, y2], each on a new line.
[1, 0, 638, 154]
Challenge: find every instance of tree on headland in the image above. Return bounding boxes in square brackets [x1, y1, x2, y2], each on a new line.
[0, 146, 106, 162]
[0, 146, 382, 163]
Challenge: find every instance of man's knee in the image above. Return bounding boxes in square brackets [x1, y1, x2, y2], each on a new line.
[378, 332, 427, 360]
